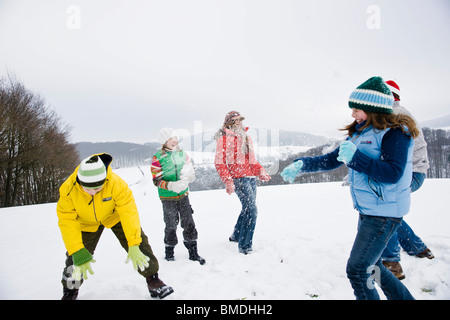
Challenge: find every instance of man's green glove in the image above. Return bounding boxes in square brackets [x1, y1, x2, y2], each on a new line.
[125, 245, 150, 271]
[71, 248, 95, 281]
[72, 259, 96, 281]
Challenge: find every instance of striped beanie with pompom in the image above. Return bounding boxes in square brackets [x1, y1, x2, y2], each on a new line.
[77, 155, 107, 189]
[348, 76, 394, 114]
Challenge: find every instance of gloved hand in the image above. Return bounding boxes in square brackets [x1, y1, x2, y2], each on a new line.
[180, 162, 196, 183]
[125, 245, 150, 272]
[281, 160, 303, 184]
[337, 141, 357, 164]
[258, 169, 271, 181]
[72, 259, 95, 281]
[168, 180, 188, 193]
[225, 179, 235, 195]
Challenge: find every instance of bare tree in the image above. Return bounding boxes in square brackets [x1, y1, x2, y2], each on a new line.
[0, 74, 79, 207]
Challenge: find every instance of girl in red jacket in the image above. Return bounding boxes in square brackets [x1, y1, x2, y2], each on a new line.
[214, 111, 270, 254]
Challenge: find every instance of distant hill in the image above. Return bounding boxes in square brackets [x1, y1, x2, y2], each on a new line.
[76, 129, 334, 168]
[76, 141, 160, 168]
[420, 113, 450, 129]
[181, 128, 333, 152]
[76, 126, 450, 192]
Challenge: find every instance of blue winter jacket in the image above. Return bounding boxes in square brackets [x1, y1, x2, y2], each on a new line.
[296, 123, 414, 218]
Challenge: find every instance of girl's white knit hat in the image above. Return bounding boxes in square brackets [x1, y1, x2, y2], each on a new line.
[158, 127, 176, 145]
[77, 155, 107, 189]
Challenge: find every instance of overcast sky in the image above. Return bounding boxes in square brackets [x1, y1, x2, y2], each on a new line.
[1, 0, 449, 144]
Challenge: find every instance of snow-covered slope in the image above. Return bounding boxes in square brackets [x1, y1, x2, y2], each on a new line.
[0, 167, 449, 300]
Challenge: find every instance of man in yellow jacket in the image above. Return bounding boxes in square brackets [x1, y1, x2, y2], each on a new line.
[57, 153, 173, 300]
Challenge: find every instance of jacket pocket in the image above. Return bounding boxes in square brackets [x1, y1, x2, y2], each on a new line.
[367, 177, 384, 201]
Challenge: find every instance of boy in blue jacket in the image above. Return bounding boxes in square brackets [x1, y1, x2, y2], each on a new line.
[281, 77, 419, 300]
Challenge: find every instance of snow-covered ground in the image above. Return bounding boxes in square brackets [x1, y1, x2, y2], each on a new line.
[0, 166, 449, 300]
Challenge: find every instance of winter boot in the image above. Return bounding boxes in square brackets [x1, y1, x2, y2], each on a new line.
[61, 288, 79, 300]
[416, 247, 435, 259]
[184, 241, 206, 265]
[382, 261, 406, 280]
[146, 273, 174, 299]
[165, 246, 175, 261]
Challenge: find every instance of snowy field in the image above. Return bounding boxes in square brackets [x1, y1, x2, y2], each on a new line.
[0, 166, 449, 300]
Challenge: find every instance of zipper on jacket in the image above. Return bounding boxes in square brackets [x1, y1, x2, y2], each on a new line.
[88, 196, 99, 222]
[368, 177, 384, 201]
[349, 171, 360, 210]
[171, 152, 179, 180]
[67, 182, 77, 196]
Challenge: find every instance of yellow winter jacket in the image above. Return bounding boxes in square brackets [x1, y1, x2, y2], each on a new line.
[57, 153, 142, 255]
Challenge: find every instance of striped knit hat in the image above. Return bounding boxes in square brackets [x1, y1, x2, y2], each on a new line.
[77, 155, 107, 189]
[348, 76, 394, 114]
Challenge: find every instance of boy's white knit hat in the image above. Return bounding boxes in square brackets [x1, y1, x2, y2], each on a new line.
[77, 155, 107, 189]
[158, 127, 176, 145]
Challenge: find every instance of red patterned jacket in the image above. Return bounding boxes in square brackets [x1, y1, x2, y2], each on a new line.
[214, 127, 263, 183]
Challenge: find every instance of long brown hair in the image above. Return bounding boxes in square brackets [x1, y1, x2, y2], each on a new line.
[340, 111, 419, 139]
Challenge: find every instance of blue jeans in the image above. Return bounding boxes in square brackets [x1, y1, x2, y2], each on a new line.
[382, 220, 427, 261]
[346, 214, 414, 300]
[410, 172, 426, 193]
[382, 172, 427, 261]
[231, 177, 258, 253]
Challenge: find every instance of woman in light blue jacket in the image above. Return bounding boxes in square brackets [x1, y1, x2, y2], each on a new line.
[281, 77, 419, 300]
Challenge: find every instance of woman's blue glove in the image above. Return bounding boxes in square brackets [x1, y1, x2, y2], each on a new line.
[281, 160, 303, 184]
[337, 141, 357, 164]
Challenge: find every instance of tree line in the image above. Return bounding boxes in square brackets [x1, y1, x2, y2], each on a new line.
[0, 75, 79, 207]
[423, 127, 450, 179]
[190, 128, 450, 191]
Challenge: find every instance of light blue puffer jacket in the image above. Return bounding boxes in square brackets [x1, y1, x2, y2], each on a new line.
[348, 127, 414, 218]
